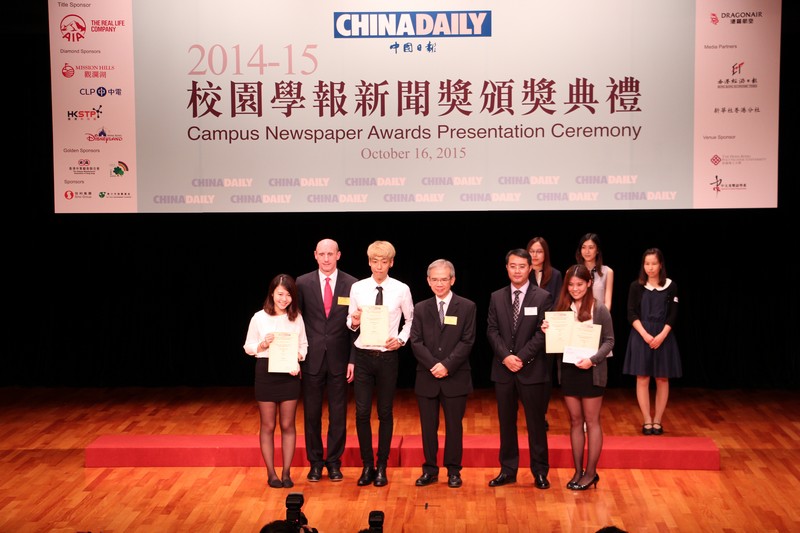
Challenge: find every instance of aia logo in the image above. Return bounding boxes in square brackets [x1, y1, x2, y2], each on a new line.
[710, 13, 719, 25]
[60, 15, 86, 43]
[710, 155, 721, 166]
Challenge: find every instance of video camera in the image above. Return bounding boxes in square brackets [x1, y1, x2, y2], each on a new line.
[285, 493, 318, 533]
[368, 510, 384, 532]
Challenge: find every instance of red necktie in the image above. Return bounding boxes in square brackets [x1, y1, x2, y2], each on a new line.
[324, 277, 333, 317]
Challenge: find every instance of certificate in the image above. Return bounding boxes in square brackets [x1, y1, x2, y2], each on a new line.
[267, 332, 299, 373]
[358, 305, 389, 348]
[545, 311, 574, 353]
[562, 322, 602, 365]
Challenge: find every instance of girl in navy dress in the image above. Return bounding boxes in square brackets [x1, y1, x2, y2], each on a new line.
[623, 248, 681, 435]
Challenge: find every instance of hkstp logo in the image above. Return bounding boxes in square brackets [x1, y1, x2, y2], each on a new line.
[61, 14, 87, 43]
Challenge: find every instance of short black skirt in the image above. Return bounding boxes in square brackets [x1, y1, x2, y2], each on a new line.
[254, 358, 301, 402]
[560, 361, 604, 398]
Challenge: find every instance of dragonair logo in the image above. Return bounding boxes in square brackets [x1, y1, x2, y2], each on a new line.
[333, 11, 492, 38]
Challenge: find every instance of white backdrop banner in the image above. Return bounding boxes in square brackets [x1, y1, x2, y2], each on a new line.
[49, 0, 781, 213]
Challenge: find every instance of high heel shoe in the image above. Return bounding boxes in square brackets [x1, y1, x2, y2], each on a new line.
[571, 474, 599, 491]
[566, 470, 585, 490]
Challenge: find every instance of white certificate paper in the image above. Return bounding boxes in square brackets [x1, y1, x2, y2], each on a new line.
[359, 305, 390, 348]
[562, 322, 602, 365]
[267, 332, 299, 373]
[545, 311, 574, 353]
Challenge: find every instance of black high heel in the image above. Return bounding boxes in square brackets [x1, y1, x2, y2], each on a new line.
[571, 474, 599, 491]
[566, 470, 585, 490]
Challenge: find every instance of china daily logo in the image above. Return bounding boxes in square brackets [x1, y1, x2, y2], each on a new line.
[333, 11, 492, 38]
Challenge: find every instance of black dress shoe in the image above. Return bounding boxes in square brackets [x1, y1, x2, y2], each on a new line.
[373, 465, 388, 487]
[357, 466, 376, 486]
[534, 474, 550, 490]
[307, 465, 323, 482]
[447, 474, 462, 488]
[281, 475, 294, 489]
[328, 466, 343, 481]
[415, 472, 438, 486]
[488, 472, 517, 487]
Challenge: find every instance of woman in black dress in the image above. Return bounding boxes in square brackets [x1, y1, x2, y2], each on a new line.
[542, 264, 614, 490]
[622, 248, 681, 436]
[243, 274, 308, 488]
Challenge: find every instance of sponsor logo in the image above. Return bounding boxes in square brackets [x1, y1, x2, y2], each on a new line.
[710, 175, 747, 195]
[334, 11, 492, 38]
[710, 11, 764, 25]
[60, 14, 86, 43]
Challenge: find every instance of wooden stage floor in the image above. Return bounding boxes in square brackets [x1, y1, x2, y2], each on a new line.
[0, 386, 798, 532]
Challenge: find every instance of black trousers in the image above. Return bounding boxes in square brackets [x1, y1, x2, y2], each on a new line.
[354, 350, 398, 466]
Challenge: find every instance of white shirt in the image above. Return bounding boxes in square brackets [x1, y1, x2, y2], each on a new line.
[347, 275, 414, 350]
[438, 291, 453, 317]
[243, 310, 308, 360]
[510, 281, 531, 304]
[318, 269, 338, 300]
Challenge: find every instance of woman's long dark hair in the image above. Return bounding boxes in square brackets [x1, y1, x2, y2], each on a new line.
[575, 232, 605, 278]
[638, 248, 667, 287]
[526, 236, 555, 288]
[263, 274, 300, 321]
[556, 264, 595, 322]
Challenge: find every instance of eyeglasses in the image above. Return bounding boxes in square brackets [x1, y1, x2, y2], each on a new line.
[429, 278, 452, 283]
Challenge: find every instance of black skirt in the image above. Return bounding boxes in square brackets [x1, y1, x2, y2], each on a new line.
[560, 361, 604, 398]
[254, 358, 301, 402]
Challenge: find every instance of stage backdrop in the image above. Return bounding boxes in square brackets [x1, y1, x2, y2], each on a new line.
[48, 0, 780, 213]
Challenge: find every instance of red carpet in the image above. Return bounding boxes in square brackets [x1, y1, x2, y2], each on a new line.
[85, 434, 719, 470]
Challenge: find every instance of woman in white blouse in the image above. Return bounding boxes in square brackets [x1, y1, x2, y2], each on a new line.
[244, 274, 308, 489]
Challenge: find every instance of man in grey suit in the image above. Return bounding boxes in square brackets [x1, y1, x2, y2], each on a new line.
[409, 259, 476, 489]
[486, 248, 554, 490]
[296, 238, 357, 482]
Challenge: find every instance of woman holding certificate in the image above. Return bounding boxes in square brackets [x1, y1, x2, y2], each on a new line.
[243, 274, 308, 489]
[542, 264, 614, 491]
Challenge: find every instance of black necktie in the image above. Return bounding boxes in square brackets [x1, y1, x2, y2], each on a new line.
[512, 289, 521, 330]
[375, 286, 383, 305]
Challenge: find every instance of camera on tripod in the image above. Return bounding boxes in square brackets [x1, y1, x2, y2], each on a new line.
[368, 510, 384, 532]
[285, 492, 318, 533]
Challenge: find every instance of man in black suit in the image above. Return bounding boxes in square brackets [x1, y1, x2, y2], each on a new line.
[296, 238, 357, 482]
[486, 248, 554, 490]
[409, 259, 476, 489]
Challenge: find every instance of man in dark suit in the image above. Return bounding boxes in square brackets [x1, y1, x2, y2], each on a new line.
[296, 238, 357, 482]
[409, 259, 476, 489]
[486, 248, 554, 489]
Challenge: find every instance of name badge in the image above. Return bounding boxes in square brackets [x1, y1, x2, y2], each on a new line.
[444, 315, 458, 326]
[523, 306, 538, 316]
[337, 296, 350, 305]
